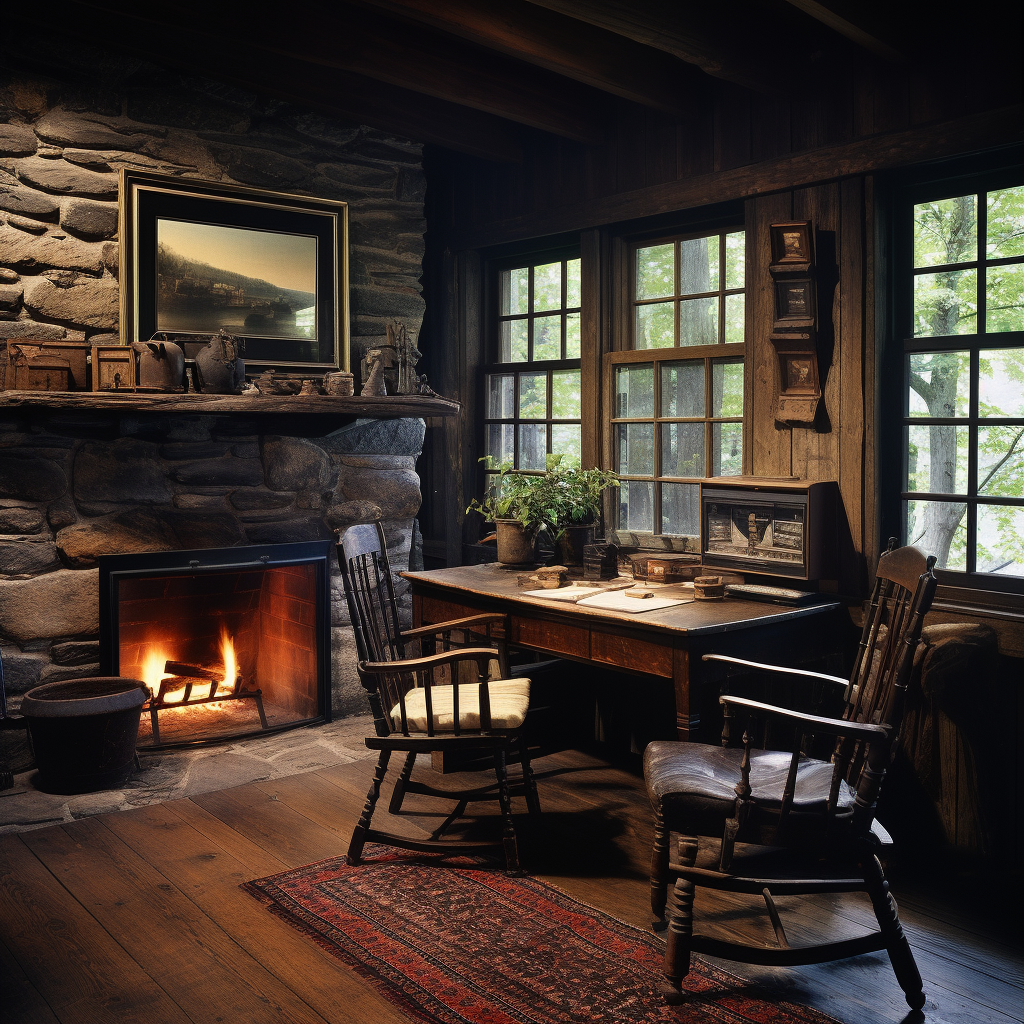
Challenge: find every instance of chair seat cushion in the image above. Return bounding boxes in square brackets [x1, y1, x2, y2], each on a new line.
[644, 740, 856, 819]
[391, 678, 530, 733]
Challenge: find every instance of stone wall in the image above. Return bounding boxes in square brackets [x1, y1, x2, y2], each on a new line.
[0, 48, 429, 729]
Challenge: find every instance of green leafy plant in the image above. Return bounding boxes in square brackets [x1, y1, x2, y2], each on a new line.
[466, 459, 547, 530]
[531, 454, 619, 536]
[467, 455, 620, 538]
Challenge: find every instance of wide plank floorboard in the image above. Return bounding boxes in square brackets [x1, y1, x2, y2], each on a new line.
[2, 746, 1020, 1024]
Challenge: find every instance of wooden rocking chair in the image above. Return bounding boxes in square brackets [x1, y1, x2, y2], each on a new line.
[338, 523, 540, 873]
[643, 540, 937, 1009]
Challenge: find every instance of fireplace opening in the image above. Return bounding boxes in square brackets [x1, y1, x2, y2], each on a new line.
[99, 541, 332, 749]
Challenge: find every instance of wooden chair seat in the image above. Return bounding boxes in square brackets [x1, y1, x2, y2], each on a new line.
[645, 741, 856, 818]
[392, 677, 531, 733]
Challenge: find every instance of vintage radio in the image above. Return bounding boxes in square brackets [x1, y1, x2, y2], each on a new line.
[700, 477, 837, 581]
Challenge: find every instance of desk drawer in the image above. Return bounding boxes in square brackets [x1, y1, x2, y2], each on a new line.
[590, 632, 673, 678]
[511, 617, 589, 659]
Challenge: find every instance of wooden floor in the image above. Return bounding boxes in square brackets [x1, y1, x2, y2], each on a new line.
[2, 744, 1021, 1024]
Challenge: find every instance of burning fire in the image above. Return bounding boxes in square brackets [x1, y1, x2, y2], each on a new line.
[137, 628, 239, 706]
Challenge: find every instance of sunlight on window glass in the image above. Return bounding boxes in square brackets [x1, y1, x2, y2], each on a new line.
[907, 352, 970, 417]
[906, 424, 969, 494]
[906, 499, 967, 570]
[636, 243, 675, 300]
[986, 263, 1024, 333]
[986, 186, 1024, 259]
[566, 258, 582, 308]
[551, 369, 581, 419]
[913, 269, 977, 337]
[532, 262, 562, 312]
[636, 301, 675, 349]
[501, 267, 530, 316]
[725, 232, 745, 289]
[979, 349, 1024, 417]
[518, 372, 547, 419]
[913, 195, 977, 268]
[679, 236, 718, 295]
[977, 505, 1024, 576]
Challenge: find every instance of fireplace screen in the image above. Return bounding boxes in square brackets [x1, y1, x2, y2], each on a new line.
[99, 541, 332, 748]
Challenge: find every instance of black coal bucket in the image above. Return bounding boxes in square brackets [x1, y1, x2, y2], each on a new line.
[20, 678, 149, 794]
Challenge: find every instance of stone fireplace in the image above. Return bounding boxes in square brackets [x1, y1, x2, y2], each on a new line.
[0, 45, 448, 778]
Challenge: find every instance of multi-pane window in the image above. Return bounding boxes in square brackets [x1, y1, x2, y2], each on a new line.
[613, 229, 745, 537]
[483, 258, 582, 492]
[901, 184, 1024, 580]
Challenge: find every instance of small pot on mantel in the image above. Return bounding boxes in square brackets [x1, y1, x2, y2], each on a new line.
[494, 519, 538, 565]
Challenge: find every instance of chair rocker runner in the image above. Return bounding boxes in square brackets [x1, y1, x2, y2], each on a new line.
[643, 540, 937, 1009]
[338, 523, 540, 874]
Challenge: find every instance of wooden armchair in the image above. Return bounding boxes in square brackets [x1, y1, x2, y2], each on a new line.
[338, 523, 540, 873]
[643, 540, 937, 1009]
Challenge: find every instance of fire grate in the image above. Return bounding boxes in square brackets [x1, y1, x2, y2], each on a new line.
[146, 660, 269, 746]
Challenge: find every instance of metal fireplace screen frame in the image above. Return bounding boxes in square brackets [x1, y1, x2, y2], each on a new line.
[99, 541, 332, 749]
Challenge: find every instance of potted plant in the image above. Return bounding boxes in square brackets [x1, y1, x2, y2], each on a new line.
[533, 455, 619, 566]
[466, 460, 547, 564]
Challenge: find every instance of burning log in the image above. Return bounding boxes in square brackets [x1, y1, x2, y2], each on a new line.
[146, 658, 268, 746]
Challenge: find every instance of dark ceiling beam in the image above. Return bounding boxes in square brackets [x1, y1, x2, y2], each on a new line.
[522, 0, 782, 94]
[345, 0, 699, 115]
[8, 6, 527, 163]
[782, 0, 904, 62]
[447, 105, 1023, 250]
[76, 0, 612, 145]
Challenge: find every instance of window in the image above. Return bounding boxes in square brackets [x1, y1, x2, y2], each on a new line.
[900, 183, 1024, 583]
[611, 229, 745, 538]
[482, 256, 581, 493]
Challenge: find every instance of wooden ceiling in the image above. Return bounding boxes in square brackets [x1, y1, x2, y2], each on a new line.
[9, 0, 1021, 163]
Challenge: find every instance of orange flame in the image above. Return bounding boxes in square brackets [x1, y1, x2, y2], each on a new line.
[220, 627, 237, 690]
[134, 629, 238, 707]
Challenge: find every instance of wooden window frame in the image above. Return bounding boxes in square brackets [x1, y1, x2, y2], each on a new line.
[605, 224, 747, 547]
[884, 166, 1024, 597]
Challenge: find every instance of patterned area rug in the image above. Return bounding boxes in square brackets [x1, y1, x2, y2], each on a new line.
[243, 848, 841, 1024]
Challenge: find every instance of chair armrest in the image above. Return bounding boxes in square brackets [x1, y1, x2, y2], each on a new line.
[719, 694, 889, 740]
[359, 647, 500, 677]
[703, 653, 848, 688]
[400, 613, 505, 642]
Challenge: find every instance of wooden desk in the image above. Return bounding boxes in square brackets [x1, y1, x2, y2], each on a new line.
[403, 564, 845, 742]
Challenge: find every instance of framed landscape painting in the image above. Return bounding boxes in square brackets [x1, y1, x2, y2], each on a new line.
[120, 170, 349, 372]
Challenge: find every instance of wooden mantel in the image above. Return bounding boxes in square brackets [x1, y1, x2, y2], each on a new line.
[0, 390, 460, 417]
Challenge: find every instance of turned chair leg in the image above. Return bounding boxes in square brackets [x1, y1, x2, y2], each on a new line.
[388, 750, 417, 814]
[864, 853, 926, 1010]
[493, 746, 521, 875]
[650, 808, 670, 925]
[519, 733, 541, 816]
[659, 834, 698, 1005]
[348, 749, 391, 866]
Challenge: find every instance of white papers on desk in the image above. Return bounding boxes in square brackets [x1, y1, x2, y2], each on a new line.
[521, 585, 613, 602]
[521, 585, 689, 612]
[576, 590, 689, 613]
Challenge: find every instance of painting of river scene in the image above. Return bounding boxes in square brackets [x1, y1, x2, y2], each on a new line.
[155, 219, 318, 341]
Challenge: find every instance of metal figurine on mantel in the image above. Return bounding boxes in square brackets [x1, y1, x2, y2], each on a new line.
[360, 321, 424, 397]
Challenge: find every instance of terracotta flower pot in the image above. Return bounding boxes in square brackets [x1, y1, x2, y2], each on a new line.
[494, 519, 538, 564]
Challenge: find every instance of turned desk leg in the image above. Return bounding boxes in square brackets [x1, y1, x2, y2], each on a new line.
[672, 648, 699, 742]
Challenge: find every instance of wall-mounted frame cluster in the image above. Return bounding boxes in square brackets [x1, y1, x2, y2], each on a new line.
[768, 222, 820, 424]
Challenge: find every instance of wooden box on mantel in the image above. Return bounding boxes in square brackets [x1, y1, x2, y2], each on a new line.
[92, 345, 136, 392]
[3, 340, 91, 391]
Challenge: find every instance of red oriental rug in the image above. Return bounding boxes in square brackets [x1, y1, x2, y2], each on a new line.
[243, 847, 841, 1024]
